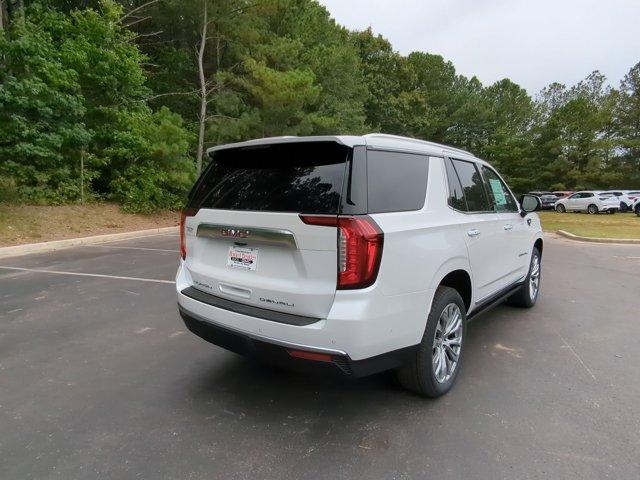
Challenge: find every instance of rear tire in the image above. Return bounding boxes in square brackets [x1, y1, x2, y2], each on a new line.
[556, 204, 566, 213]
[396, 286, 466, 398]
[587, 204, 598, 215]
[508, 247, 541, 308]
[620, 202, 628, 213]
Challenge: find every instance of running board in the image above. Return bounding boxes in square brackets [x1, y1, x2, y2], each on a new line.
[467, 282, 523, 321]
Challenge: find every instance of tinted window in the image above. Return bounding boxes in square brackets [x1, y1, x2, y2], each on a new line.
[451, 159, 491, 212]
[367, 150, 428, 213]
[480, 166, 518, 213]
[187, 142, 349, 214]
[444, 158, 467, 210]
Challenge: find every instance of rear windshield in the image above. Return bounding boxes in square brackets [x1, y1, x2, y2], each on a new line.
[187, 142, 350, 214]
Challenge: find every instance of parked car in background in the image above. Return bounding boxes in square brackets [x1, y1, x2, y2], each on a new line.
[553, 191, 573, 199]
[602, 190, 640, 212]
[555, 191, 620, 214]
[633, 197, 640, 216]
[528, 191, 557, 209]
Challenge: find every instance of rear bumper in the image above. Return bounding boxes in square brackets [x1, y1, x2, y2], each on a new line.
[176, 261, 430, 361]
[179, 306, 416, 377]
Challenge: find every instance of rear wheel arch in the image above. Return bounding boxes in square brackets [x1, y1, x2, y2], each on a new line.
[437, 269, 472, 313]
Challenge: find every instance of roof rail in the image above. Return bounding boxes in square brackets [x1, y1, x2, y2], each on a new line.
[364, 133, 473, 156]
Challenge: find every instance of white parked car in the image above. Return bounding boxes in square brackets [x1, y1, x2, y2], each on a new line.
[602, 190, 640, 212]
[177, 134, 543, 397]
[555, 191, 620, 214]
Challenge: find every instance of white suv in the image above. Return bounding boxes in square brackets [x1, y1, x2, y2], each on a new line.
[555, 191, 620, 214]
[177, 134, 543, 397]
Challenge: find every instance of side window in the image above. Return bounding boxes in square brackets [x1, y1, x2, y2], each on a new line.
[480, 166, 518, 213]
[451, 159, 491, 212]
[367, 150, 429, 213]
[584, 193, 594, 198]
[444, 158, 467, 211]
[568, 193, 579, 199]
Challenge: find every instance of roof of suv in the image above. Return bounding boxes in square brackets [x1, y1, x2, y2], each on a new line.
[207, 134, 480, 163]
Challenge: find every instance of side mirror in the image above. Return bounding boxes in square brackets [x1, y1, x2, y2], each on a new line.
[519, 194, 541, 217]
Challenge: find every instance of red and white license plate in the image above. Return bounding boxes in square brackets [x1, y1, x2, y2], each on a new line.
[226, 246, 258, 271]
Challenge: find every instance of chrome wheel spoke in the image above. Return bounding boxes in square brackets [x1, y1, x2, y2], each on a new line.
[444, 312, 461, 337]
[441, 349, 450, 378]
[433, 348, 444, 381]
[444, 344, 459, 363]
[444, 337, 461, 348]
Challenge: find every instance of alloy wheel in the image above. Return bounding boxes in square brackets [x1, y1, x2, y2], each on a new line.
[529, 254, 540, 301]
[432, 303, 463, 383]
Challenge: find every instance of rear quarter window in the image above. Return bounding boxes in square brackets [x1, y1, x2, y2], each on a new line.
[366, 150, 429, 213]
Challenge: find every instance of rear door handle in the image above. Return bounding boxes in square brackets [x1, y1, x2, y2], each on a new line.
[503, 224, 514, 231]
[467, 229, 480, 237]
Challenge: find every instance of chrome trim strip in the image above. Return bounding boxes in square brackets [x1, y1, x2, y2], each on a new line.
[196, 223, 298, 249]
[178, 303, 347, 356]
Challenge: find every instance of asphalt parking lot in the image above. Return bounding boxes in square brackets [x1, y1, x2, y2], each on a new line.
[1, 233, 639, 479]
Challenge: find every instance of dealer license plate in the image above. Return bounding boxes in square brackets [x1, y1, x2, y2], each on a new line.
[227, 246, 258, 271]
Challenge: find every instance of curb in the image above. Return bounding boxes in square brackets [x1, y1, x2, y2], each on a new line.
[556, 230, 640, 245]
[0, 226, 178, 259]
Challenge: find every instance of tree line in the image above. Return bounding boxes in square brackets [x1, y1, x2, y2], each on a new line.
[1, 0, 639, 212]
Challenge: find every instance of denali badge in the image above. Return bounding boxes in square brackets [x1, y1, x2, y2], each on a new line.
[221, 228, 250, 238]
[260, 297, 295, 308]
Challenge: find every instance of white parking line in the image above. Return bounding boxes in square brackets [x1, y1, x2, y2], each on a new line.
[82, 245, 178, 253]
[0, 266, 175, 285]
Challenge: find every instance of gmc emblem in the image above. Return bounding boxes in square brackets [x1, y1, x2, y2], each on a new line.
[221, 228, 250, 238]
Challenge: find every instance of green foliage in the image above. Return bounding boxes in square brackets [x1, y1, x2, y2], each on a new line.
[613, 63, 640, 186]
[2, 0, 639, 214]
[0, 1, 195, 211]
[0, 6, 90, 203]
[108, 107, 196, 213]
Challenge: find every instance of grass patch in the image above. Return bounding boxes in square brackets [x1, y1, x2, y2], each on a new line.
[538, 210, 640, 239]
[0, 203, 178, 247]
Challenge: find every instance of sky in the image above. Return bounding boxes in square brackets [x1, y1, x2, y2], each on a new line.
[317, 0, 640, 95]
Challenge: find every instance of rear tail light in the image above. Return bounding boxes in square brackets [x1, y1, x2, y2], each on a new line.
[179, 208, 198, 260]
[300, 215, 383, 290]
[287, 349, 333, 362]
